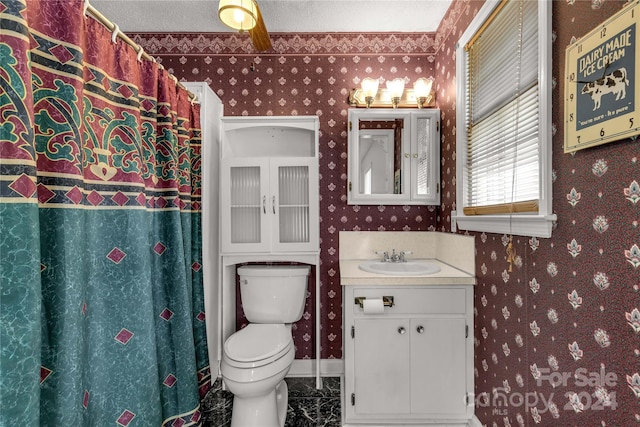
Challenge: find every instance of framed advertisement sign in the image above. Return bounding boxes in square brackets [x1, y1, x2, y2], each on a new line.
[564, 0, 640, 153]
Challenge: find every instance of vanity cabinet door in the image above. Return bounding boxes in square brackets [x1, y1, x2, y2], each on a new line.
[353, 318, 411, 415]
[410, 318, 467, 417]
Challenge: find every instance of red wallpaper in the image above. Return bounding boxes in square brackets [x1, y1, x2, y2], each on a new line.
[130, 31, 440, 362]
[130, 0, 640, 424]
[434, 1, 640, 426]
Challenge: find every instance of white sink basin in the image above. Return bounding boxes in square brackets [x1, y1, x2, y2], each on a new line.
[358, 260, 441, 276]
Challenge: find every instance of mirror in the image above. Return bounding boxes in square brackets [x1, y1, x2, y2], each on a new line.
[358, 121, 402, 195]
[347, 108, 441, 205]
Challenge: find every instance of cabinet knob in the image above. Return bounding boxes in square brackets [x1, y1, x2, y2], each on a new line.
[416, 325, 425, 334]
[398, 327, 406, 335]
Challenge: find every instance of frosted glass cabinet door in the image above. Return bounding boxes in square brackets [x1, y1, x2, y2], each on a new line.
[220, 159, 270, 253]
[221, 157, 318, 253]
[271, 158, 319, 252]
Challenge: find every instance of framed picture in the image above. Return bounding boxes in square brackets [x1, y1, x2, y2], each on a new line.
[564, 0, 640, 153]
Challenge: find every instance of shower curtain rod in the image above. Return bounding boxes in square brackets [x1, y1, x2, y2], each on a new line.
[83, 0, 197, 102]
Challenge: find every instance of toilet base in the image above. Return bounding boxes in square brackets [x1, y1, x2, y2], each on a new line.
[230, 380, 289, 427]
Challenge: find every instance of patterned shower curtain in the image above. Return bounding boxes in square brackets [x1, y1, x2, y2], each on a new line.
[0, 0, 210, 425]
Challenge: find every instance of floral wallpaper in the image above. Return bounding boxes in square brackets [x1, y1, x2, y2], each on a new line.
[130, 0, 640, 425]
[434, 1, 640, 426]
[130, 31, 440, 362]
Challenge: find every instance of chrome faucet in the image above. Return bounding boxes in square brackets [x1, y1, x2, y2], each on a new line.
[398, 250, 413, 262]
[376, 251, 391, 262]
[376, 249, 413, 262]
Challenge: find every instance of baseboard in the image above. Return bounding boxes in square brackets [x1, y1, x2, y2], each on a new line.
[286, 359, 344, 377]
[342, 417, 480, 427]
[468, 415, 482, 426]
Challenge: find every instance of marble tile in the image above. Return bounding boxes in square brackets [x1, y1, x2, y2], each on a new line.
[201, 377, 342, 427]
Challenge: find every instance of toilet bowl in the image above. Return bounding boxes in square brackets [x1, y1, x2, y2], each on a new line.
[221, 265, 310, 427]
[222, 324, 295, 427]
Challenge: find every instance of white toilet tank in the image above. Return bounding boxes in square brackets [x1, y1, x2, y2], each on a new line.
[238, 265, 310, 323]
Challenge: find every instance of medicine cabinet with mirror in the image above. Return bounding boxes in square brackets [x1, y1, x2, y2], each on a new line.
[347, 109, 440, 205]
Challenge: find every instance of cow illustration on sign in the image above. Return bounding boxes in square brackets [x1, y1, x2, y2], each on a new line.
[581, 67, 630, 110]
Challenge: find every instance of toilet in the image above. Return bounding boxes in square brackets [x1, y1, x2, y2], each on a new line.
[221, 264, 310, 427]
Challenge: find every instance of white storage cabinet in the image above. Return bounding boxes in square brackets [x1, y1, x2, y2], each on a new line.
[220, 117, 319, 254]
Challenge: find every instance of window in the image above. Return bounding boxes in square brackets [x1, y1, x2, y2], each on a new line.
[453, 0, 555, 238]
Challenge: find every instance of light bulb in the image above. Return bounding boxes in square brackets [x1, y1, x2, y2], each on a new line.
[233, 9, 245, 23]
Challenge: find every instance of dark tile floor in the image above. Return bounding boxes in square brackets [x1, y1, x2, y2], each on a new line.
[201, 377, 342, 427]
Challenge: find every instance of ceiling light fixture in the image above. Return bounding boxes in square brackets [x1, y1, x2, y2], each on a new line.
[218, 0, 257, 32]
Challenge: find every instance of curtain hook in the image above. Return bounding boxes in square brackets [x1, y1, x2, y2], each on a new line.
[111, 24, 120, 44]
[83, 0, 91, 17]
[136, 45, 145, 62]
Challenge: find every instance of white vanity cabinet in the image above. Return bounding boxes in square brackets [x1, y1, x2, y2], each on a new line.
[343, 285, 474, 425]
[220, 116, 319, 254]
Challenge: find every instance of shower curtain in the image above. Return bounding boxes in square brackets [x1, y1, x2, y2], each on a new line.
[0, 0, 210, 425]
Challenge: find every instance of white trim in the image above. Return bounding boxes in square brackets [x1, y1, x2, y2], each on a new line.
[182, 82, 224, 379]
[454, 0, 556, 238]
[342, 417, 480, 427]
[287, 359, 344, 377]
[454, 214, 556, 238]
[213, 359, 344, 382]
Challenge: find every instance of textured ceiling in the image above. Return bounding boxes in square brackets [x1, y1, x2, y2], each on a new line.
[90, 0, 452, 33]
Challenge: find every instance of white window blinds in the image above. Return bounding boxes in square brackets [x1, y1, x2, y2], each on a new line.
[464, 0, 539, 215]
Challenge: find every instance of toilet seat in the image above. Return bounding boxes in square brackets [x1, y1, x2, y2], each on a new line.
[224, 324, 293, 368]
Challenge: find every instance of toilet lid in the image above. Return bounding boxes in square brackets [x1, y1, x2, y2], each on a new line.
[224, 324, 292, 364]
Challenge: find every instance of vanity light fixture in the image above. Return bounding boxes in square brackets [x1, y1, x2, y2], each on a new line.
[361, 77, 380, 108]
[218, 0, 257, 32]
[348, 77, 435, 108]
[413, 77, 434, 109]
[386, 78, 405, 108]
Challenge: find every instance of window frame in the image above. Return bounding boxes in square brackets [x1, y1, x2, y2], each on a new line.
[453, 0, 556, 238]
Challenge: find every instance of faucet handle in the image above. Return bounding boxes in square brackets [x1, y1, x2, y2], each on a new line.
[399, 250, 413, 262]
[375, 250, 390, 262]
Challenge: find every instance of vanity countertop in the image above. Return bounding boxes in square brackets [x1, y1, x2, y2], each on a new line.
[339, 231, 476, 286]
[339, 259, 476, 286]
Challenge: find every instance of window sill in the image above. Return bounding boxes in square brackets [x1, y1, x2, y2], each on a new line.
[452, 211, 557, 238]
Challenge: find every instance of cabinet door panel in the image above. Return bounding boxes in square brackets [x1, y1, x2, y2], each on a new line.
[271, 158, 318, 252]
[221, 159, 270, 252]
[410, 318, 467, 416]
[354, 318, 411, 415]
[410, 112, 440, 205]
